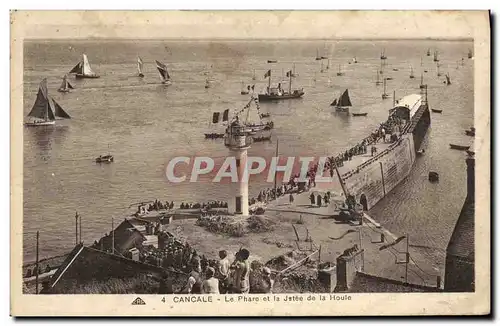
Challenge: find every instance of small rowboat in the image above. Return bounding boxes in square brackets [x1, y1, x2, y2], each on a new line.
[431, 109, 443, 113]
[352, 112, 368, 117]
[259, 113, 271, 119]
[449, 144, 470, 151]
[96, 155, 114, 163]
[267, 60, 277, 63]
[465, 127, 475, 137]
[204, 133, 225, 139]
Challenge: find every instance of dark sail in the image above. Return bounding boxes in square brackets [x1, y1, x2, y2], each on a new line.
[51, 98, 71, 119]
[69, 62, 82, 74]
[155, 60, 169, 81]
[68, 81, 75, 89]
[27, 79, 52, 120]
[338, 89, 352, 107]
[222, 109, 229, 122]
[212, 112, 220, 124]
[330, 98, 337, 106]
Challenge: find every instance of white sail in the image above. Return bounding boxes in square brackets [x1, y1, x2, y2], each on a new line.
[82, 54, 96, 76]
[137, 57, 144, 75]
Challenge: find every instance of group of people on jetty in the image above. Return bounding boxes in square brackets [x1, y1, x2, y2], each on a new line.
[135, 200, 229, 215]
[155, 245, 274, 295]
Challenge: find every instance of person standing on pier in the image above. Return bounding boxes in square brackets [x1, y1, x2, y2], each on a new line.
[309, 193, 316, 206]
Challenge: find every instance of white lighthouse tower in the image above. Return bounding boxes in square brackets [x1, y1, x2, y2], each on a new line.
[224, 116, 253, 216]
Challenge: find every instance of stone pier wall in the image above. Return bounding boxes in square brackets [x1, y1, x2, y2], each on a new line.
[344, 134, 416, 210]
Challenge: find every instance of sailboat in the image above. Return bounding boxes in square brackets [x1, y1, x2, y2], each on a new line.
[380, 48, 387, 60]
[25, 78, 71, 126]
[468, 49, 473, 59]
[445, 73, 451, 85]
[69, 54, 100, 79]
[57, 75, 74, 93]
[381, 78, 389, 99]
[291, 64, 298, 77]
[433, 50, 439, 62]
[205, 109, 229, 139]
[331, 89, 352, 112]
[252, 69, 256, 81]
[427, 48, 431, 56]
[419, 73, 426, 89]
[379, 59, 384, 75]
[137, 56, 144, 78]
[409, 65, 415, 79]
[204, 78, 211, 89]
[352, 57, 358, 64]
[258, 69, 304, 101]
[336, 64, 344, 76]
[326, 59, 330, 70]
[320, 60, 324, 73]
[436, 63, 442, 77]
[96, 144, 114, 163]
[155, 60, 172, 85]
[376, 70, 382, 85]
[315, 48, 322, 61]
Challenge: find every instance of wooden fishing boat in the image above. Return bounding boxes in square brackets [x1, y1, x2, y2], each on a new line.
[331, 89, 353, 112]
[409, 66, 415, 79]
[433, 50, 439, 62]
[96, 154, 114, 163]
[252, 134, 272, 142]
[259, 113, 270, 119]
[465, 127, 475, 137]
[445, 73, 451, 85]
[449, 144, 470, 151]
[375, 70, 382, 85]
[25, 78, 71, 127]
[204, 133, 225, 139]
[380, 48, 387, 60]
[336, 64, 344, 77]
[431, 109, 442, 113]
[426, 48, 431, 56]
[155, 60, 172, 85]
[267, 60, 277, 63]
[57, 75, 74, 93]
[381, 78, 389, 99]
[468, 49, 473, 59]
[69, 54, 100, 78]
[137, 56, 144, 77]
[419, 73, 426, 89]
[352, 112, 367, 117]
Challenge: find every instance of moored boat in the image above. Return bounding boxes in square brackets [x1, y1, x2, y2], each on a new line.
[69, 54, 100, 78]
[352, 112, 367, 117]
[449, 144, 470, 151]
[96, 155, 114, 163]
[431, 109, 442, 113]
[25, 78, 71, 127]
[258, 69, 304, 102]
[382, 78, 389, 99]
[465, 127, 475, 137]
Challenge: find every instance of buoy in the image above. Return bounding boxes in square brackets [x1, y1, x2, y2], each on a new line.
[428, 172, 439, 182]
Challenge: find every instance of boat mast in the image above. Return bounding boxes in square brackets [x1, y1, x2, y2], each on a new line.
[268, 70, 271, 90]
[289, 68, 292, 94]
[393, 90, 396, 107]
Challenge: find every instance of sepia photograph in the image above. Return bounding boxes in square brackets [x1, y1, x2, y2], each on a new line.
[10, 10, 490, 316]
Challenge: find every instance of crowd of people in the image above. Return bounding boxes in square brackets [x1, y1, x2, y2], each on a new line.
[155, 246, 274, 295]
[179, 201, 228, 210]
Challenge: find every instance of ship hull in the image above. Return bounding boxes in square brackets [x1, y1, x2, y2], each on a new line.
[342, 103, 430, 210]
[258, 92, 304, 102]
[25, 120, 55, 126]
[75, 74, 100, 79]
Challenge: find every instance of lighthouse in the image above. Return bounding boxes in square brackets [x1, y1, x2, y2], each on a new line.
[224, 116, 253, 216]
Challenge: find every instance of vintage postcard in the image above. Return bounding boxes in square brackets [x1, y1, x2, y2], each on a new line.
[10, 10, 490, 316]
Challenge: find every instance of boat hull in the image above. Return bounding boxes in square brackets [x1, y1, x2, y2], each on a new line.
[335, 106, 350, 112]
[25, 120, 55, 127]
[450, 144, 470, 151]
[57, 89, 70, 93]
[75, 74, 100, 79]
[352, 113, 367, 117]
[258, 91, 304, 102]
[431, 109, 442, 113]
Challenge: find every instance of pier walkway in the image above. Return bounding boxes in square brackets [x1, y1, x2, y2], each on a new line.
[265, 190, 442, 288]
